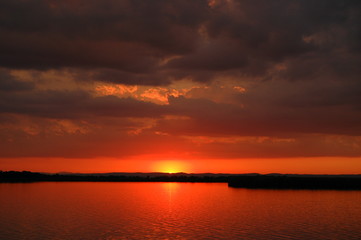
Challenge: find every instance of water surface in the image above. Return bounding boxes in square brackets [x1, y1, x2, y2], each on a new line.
[0, 182, 360, 239]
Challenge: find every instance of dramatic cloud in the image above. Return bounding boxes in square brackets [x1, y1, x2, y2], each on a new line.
[0, 0, 360, 172]
[0, 70, 35, 91]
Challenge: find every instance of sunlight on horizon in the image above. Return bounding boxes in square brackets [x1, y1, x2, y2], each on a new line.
[152, 160, 190, 173]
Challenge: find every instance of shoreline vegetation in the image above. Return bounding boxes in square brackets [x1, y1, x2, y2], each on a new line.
[1, 171, 361, 190]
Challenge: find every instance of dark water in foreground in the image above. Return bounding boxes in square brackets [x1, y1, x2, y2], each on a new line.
[0, 182, 360, 240]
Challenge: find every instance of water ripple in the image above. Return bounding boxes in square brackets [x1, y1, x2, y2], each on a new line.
[0, 183, 360, 240]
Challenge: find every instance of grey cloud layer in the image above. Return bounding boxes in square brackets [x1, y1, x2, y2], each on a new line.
[1, 0, 361, 158]
[0, 0, 360, 83]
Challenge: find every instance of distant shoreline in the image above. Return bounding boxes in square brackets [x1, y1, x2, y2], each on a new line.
[1, 171, 361, 190]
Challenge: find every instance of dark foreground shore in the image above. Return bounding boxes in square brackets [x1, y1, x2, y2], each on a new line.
[228, 175, 361, 190]
[1, 171, 361, 190]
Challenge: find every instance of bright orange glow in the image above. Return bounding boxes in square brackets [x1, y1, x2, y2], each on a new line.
[152, 160, 190, 173]
[1, 157, 361, 174]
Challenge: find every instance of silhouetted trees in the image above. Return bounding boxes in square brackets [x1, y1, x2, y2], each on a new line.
[1, 171, 360, 190]
[228, 175, 361, 190]
[0, 171, 228, 183]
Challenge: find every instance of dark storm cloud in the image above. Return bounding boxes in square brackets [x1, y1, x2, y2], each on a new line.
[0, 0, 207, 49]
[0, 33, 160, 73]
[0, 70, 34, 91]
[0, 88, 169, 119]
[89, 69, 172, 86]
[1, 0, 361, 159]
[166, 0, 361, 77]
[154, 94, 361, 137]
[167, 39, 248, 71]
[0, 0, 208, 78]
[0, 0, 359, 84]
[3, 84, 360, 137]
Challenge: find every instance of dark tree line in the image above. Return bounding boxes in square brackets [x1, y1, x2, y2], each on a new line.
[1, 171, 360, 190]
[228, 175, 361, 190]
[0, 171, 229, 183]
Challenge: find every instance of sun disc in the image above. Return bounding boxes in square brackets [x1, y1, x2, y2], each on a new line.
[153, 160, 189, 173]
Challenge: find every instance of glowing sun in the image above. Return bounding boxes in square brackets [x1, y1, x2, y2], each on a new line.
[153, 160, 189, 173]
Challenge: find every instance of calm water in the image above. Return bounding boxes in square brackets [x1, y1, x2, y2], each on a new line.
[0, 182, 360, 240]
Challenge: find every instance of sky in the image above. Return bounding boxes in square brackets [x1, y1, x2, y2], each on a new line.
[1, 0, 361, 174]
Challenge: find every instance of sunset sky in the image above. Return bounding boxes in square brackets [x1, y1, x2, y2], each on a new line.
[1, 0, 361, 174]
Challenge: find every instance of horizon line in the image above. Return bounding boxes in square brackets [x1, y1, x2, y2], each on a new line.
[1, 170, 361, 176]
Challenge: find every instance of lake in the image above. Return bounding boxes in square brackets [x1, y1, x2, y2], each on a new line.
[0, 182, 360, 239]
